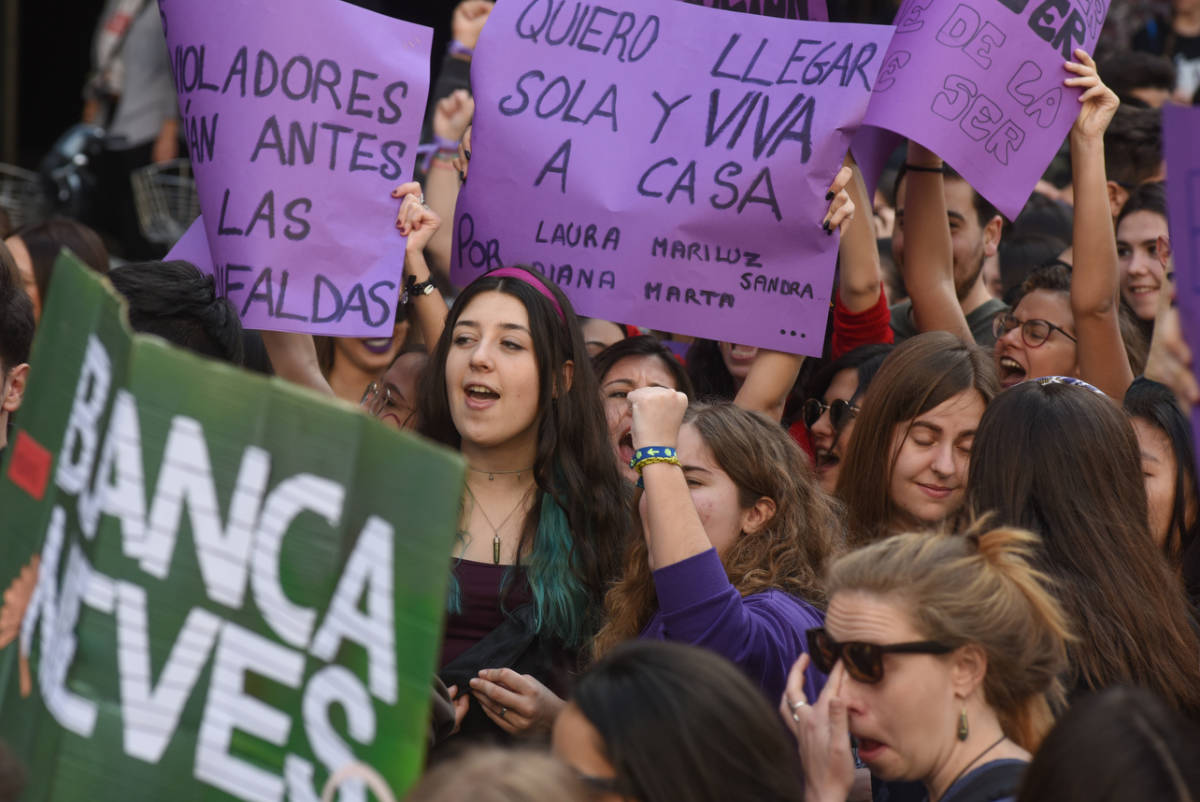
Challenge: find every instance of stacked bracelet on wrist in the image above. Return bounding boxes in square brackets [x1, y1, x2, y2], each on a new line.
[629, 446, 680, 472]
[630, 446, 680, 489]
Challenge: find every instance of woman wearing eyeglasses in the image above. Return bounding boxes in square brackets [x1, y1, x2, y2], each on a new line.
[991, 53, 1134, 400]
[359, 348, 427, 430]
[782, 525, 1073, 802]
[802, 344, 894, 493]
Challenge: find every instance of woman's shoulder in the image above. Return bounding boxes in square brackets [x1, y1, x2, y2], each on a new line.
[743, 587, 825, 629]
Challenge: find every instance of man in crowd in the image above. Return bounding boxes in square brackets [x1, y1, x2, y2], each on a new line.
[889, 165, 1007, 346]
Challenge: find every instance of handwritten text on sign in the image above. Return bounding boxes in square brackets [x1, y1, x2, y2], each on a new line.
[157, 0, 431, 336]
[860, 0, 1109, 220]
[452, 0, 893, 355]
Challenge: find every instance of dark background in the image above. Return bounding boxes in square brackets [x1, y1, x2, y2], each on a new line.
[2, 0, 457, 168]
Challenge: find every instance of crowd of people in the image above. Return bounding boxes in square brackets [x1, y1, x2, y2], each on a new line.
[3, 0, 1200, 800]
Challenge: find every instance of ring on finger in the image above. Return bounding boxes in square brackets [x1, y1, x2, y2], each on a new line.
[788, 698, 806, 711]
[500, 706, 508, 719]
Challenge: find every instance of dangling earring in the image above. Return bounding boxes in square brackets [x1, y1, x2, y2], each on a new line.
[957, 706, 969, 741]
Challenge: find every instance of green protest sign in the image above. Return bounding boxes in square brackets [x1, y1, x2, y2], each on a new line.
[0, 255, 463, 801]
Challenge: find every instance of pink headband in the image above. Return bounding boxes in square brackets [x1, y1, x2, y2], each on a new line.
[487, 267, 566, 323]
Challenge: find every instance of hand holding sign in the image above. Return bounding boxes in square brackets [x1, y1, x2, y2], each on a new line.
[1064, 49, 1118, 142]
[158, 0, 432, 337]
[822, 165, 855, 235]
[856, 0, 1112, 220]
[454, 0, 894, 356]
[393, 182, 442, 254]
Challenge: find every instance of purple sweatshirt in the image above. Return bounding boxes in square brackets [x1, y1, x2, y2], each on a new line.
[640, 548, 827, 704]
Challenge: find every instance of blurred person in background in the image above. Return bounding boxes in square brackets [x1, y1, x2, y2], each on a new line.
[82, 0, 180, 259]
[4, 217, 109, 323]
[405, 746, 587, 802]
[553, 641, 806, 802]
[0, 244, 34, 454]
[1017, 686, 1200, 802]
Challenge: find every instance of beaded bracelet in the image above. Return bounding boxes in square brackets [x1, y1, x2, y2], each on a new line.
[629, 446, 679, 473]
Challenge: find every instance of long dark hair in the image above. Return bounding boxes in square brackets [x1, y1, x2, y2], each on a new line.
[804, 343, 894, 406]
[591, 335, 694, 398]
[1124, 377, 1200, 602]
[685, 338, 737, 401]
[1116, 181, 1166, 229]
[13, 217, 108, 303]
[417, 266, 629, 646]
[836, 332, 997, 546]
[967, 381, 1200, 717]
[1018, 686, 1200, 802]
[108, 260, 244, 365]
[572, 640, 804, 802]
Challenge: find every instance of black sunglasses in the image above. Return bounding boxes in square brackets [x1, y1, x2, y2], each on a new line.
[805, 628, 953, 684]
[803, 398, 859, 431]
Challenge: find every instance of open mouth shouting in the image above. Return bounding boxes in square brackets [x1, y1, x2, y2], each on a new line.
[617, 429, 635, 466]
[464, 382, 501, 410]
[996, 355, 1026, 388]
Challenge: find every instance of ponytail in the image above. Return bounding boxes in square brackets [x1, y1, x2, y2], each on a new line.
[827, 524, 1073, 749]
[108, 260, 245, 365]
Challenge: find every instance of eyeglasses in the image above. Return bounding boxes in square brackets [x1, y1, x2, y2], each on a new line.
[992, 312, 1077, 348]
[805, 627, 953, 684]
[803, 398, 860, 431]
[360, 381, 416, 426]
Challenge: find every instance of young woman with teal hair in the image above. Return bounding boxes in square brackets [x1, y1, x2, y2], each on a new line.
[394, 184, 630, 742]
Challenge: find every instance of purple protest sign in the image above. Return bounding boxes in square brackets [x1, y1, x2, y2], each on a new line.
[165, 216, 210, 266]
[452, 0, 892, 355]
[156, 0, 431, 336]
[679, 0, 828, 21]
[1163, 106, 1200, 444]
[857, 0, 1110, 220]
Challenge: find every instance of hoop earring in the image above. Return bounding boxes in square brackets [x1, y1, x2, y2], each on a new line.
[957, 706, 969, 741]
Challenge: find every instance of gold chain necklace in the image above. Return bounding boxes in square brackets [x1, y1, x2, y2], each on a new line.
[464, 482, 535, 563]
[468, 464, 534, 482]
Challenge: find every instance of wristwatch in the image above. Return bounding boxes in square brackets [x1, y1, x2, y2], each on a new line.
[402, 274, 436, 305]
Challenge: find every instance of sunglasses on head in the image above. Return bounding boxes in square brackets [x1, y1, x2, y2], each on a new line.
[803, 398, 859, 430]
[805, 628, 953, 684]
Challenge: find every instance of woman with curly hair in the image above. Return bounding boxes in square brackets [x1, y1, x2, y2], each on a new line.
[469, 392, 838, 735]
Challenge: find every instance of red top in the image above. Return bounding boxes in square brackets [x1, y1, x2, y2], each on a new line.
[832, 285, 894, 360]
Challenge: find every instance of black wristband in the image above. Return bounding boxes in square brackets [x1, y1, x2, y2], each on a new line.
[904, 162, 946, 173]
[401, 273, 436, 305]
